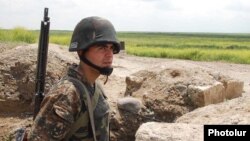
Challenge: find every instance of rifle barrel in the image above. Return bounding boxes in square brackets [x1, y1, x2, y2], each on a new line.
[33, 8, 50, 119]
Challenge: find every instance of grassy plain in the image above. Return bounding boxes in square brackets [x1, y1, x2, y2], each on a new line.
[1, 28, 250, 64]
[120, 32, 250, 64]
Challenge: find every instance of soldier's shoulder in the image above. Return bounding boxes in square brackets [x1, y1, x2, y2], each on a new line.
[48, 78, 78, 96]
[44, 78, 81, 109]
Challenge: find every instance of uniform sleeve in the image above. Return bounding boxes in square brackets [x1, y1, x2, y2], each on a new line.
[27, 83, 82, 141]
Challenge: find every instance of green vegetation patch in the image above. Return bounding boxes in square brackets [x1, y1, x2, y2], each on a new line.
[1, 28, 250, 64]
[119, 32, 250, 64]
[0, 27, 37, 43]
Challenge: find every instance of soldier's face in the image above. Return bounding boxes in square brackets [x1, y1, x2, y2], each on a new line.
[85, 43, 114, 68]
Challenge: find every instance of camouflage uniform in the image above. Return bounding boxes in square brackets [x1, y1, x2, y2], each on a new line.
[27, 64, 110, 141]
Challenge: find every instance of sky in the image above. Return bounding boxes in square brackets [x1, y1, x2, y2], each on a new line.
[0, 0, 250, 33]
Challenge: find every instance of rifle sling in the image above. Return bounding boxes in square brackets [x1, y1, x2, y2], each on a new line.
[67, 76, 97, 141]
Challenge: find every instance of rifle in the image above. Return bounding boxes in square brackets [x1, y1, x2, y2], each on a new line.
[15, 8, 50, 141]
[33, 7, 50, 120]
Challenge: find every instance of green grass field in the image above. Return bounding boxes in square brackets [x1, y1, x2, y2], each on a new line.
[119, 32, 250, 64]
[1, 28, 250, 64]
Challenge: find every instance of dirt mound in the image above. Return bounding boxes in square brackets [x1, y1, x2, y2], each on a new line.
[124, 67, 242, 121]
[0, 44, 77, 113]
[0, 42, 24, 54]
[108, 66, 243, 140]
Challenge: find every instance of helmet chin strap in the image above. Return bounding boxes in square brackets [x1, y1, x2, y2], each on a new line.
[79, 55, 113, 76]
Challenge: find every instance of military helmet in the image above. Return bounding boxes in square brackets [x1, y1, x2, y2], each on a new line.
[69, 16, 120, 54]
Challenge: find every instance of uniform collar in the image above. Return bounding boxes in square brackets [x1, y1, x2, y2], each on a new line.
[67, 63, 91, 85]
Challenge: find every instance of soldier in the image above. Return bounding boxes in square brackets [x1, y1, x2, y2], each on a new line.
[27, 16, 120, 141]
